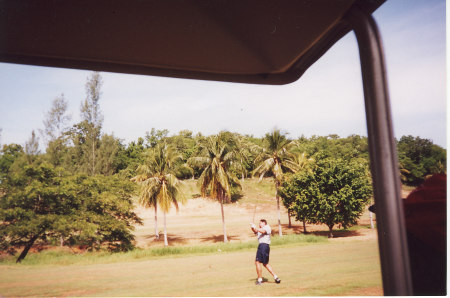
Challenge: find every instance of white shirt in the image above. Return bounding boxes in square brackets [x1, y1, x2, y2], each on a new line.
[257, 224, 271, 244]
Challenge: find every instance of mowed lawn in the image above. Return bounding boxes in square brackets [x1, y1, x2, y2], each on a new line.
[0, 240, 382, 297]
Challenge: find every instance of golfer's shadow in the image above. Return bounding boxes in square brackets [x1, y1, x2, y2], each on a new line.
[248, 277, 272, 283]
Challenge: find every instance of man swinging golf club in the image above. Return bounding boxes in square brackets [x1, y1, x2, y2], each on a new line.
[251, 219, 281, 285]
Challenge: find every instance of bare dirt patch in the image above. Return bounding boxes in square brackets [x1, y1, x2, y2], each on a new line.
[133, 194, 378, 248]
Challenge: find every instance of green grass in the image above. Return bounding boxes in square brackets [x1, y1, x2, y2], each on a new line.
[0, 234, 327, 267]
[338, 224, 375, 231]
[179, 179, 201, 199]
[239, 178, 276, 204]
[181, 178, 277, 203]
[0, 240, 382, 297]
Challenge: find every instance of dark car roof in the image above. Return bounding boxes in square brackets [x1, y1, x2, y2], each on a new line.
[0, 0, 384, 85]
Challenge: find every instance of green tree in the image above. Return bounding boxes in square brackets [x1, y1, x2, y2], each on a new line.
[0, 161, 141, 262]
[69, 174, 142, 250]
[188, 134, 241, 242]
[253, 130, 298, 236]
[233, 134, 262, 181]
[118, 138, 146, 178]
[281, 151, 314, 229]
[96, 133, 121, 175]
[397, 135, 446, 186]
[132, 143, 186, 246]
[145, 128, 169, 148]
[293, 134, 369, 162]
[0, 144, 23, 182]
[166, 130, 197, 179]
[280, 157, 372, 237]
[279, 173, 314, 234]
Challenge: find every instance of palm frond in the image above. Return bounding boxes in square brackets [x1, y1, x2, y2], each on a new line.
[264, 129, 290, 152]
[157, 181, 171, 213]
[253, 157, 275, 181]
[135, 164, 153, 177]
[192, 134, 241, 203]
[229, 174, 242, 189]
[223, 150, 236, 164]
[166, 173, 186, 206]
[272, 162, 284, 182]
[216, 166, 231, 197]
[131, 173, 149, 182]
[281, 159, 301, 174]
[133, 142, 185, 213]
[291, 152, 315, 174]
[197, 165, 211, 196]
[253, 150, 270, 166]
[138, 177, 162, 207]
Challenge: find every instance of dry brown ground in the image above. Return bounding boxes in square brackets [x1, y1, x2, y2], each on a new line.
[133, 178, 389, 248]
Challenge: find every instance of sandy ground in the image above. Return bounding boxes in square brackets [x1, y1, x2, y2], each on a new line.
[133, 195, 380, 248]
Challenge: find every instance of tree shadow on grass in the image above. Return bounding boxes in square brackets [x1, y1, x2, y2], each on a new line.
[281, 223, 312, 234]
[310, 229, 362, 238]
[281, 223, 364, 238]
[200, 234, 240, 243]
[143, 234, 188, 245]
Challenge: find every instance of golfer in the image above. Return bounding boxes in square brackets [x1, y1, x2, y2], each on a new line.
[251, 219, 281, 285]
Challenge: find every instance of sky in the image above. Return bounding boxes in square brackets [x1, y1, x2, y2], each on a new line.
[0, 0, 447, 149]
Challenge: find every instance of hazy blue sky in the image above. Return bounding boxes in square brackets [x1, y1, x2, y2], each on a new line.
[0, 0, 446, 148]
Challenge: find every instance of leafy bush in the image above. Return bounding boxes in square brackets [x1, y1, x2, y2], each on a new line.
[0, 161, 142, 262]
[280, 157, 372, 237]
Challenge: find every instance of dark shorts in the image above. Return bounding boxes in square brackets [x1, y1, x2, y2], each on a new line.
[255, 243, 270, 265]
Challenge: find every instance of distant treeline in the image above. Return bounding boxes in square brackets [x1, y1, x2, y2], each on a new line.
[0, 73, 445, 186]
[1, 130, 445, 188]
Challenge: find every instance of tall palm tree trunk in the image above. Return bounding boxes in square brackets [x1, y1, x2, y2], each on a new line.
[220, 191, 228, 242]
[154, 204, 159, 239]
[163, 211, 168, 246]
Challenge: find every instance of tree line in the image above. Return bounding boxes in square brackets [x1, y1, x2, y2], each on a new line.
[0, 72, 446, 261]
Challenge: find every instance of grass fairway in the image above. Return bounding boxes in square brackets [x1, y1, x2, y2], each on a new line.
[0, 240, 382, 297]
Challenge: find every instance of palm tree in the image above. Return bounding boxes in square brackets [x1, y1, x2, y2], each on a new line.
[188, 134, 241, 242]
[132, 143, 185, 246]
[253, 130, 298, 236]
[234, 134, 262, 182]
